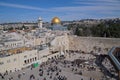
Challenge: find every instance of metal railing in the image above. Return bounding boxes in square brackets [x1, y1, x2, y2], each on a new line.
[108, 46, 120, 79]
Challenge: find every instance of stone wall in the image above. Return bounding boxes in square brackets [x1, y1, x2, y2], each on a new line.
[50, 35, 69, 51]
[68, 35, 120, 54]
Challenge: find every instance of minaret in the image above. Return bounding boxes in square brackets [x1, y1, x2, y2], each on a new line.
[38, 17, 42, 29]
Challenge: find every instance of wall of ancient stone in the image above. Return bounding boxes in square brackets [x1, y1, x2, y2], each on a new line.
[68, 35, 120, 54]
[50, 35, 69, 51]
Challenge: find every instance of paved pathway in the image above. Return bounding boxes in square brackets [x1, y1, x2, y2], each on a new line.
[0, 52, 117, 80]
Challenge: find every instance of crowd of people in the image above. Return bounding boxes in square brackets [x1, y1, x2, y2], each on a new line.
[0, 50, 118, 80]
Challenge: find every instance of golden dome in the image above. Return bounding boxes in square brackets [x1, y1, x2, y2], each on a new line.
[51, 17, 61, 24]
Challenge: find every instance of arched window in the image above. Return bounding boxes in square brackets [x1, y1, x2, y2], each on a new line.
[35, 57, 37, 61]
[24, 60, 27, 64]
[30, 59, 32, 62]
[27, 59, 29, 63]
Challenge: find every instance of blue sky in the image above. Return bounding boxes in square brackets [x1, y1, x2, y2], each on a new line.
[0, 0, 120, 23]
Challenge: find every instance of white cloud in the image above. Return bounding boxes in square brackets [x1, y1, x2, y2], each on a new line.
[0, 2, 46, 11]
[50, 6, 120, 13]
[48, 0, 120, 18]
[0, 1, 119, 13]
[73, 0, 120, 6]
[0, 0, 120, 22]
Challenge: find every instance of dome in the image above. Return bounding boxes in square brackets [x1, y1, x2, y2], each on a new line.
[51, 17, 61, 24]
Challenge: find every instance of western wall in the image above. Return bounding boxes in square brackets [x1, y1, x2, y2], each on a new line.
[68, 35, 120, 54]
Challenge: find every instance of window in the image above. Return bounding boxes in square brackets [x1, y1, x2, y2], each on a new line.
[24, 60, 27, 64]
[33, 58, 34, 61]
[7, 60, 10, 63]
[24, 55, 27, 58]
[6, 45, 8, 47]
[0, 62, 4, 65]
[30, 59, 32, 62]
[13, 58, 17, 61]
[11, 44, 12, 47]
[27, 59, 29, 63]
[35, 57, 37, 61]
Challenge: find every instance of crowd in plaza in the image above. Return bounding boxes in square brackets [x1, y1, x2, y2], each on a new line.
[0, 50, 118, 80]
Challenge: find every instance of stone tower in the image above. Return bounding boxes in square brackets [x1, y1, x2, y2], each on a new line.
[38, 17, 42, 29]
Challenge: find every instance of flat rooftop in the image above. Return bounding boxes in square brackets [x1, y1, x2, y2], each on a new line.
[0, 47, 32, 58]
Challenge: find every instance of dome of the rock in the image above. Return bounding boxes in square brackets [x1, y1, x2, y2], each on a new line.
[51, 17, 61, 24]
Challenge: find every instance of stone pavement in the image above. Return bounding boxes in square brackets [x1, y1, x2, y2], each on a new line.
[0, 52, 117, 80]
